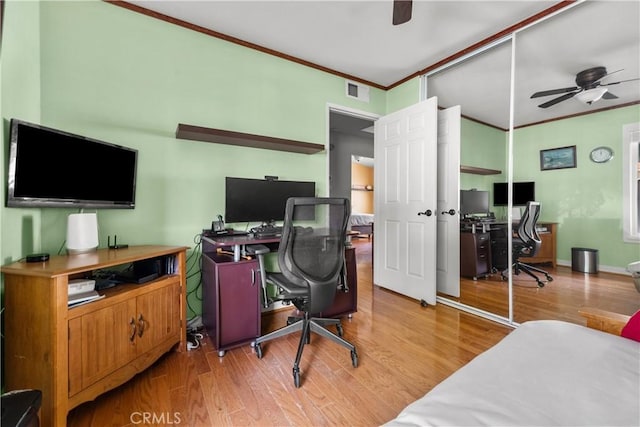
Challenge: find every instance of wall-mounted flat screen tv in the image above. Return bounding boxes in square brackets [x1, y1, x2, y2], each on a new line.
[493, 181, 535, 206]
[225, 177, 316, 223]
[6, 119, 137, 208]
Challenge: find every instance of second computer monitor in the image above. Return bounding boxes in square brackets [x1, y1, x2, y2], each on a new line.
[460, 189, 490, 217]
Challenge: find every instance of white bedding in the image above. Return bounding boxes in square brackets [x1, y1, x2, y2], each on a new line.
[385, 320, 640, 427]
[350, 213, 374, 226]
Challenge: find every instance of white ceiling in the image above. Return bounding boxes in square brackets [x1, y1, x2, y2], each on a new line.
[127, 1, 640, 129]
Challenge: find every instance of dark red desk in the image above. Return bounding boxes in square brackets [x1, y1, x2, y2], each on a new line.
[201, 234, 357, 356]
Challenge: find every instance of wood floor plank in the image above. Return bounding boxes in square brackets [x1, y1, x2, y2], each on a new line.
[197, 372, 233, 426]
[165, 353, 212, 426]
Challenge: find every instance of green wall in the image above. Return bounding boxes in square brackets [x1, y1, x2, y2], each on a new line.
[513, 105, 640, 268]
[386, 77, 420, 113]
[0, 1, 399, 319]
[460, 118, 507, 196]
[462, 105, 640, 270]
[1, 1, 43, 265]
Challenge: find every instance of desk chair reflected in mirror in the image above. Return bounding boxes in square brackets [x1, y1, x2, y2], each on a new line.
[501, 201, 553, 287]
[250, 197, 358, 388]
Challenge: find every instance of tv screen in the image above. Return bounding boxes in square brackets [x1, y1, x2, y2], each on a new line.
[6, 119, 137, 208]
[460, 190, 489, 216]
[225, 177, 316, 223]
[493, 181, 535, 206]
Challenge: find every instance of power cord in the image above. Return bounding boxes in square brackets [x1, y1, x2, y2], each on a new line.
[186, 317, 204, 351]
[187, 334, 202, 351]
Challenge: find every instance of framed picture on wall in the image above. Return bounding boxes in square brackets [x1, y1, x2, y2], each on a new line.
[540, 145, 577, 171]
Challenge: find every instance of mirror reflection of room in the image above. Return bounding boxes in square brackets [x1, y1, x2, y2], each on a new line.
[432, 0, 640, 326]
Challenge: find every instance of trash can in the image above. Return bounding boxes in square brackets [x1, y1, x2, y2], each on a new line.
[571, 247, 599, 273]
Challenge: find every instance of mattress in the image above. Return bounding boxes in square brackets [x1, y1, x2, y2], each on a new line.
[350, 213, 374, 226]
[385, 320, 640, 426]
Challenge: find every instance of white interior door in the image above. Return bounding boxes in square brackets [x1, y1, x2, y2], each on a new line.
[373, 98, 438, 305]
[436, 106, 461, 297]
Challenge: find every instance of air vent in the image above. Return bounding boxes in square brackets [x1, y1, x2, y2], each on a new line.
[345, 80, 370, 103]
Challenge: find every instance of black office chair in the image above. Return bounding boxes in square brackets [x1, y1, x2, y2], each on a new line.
[251, 197, 358, 388]
[501, 201, 553, 287]
[1, 389, 42, 427]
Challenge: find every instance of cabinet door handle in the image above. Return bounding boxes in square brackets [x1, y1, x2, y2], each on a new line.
[137, 314, 145, 338]
[251, 269, 256, 286]
[129, 317, 137, 342]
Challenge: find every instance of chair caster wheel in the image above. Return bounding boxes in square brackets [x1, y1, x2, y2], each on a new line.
[537, 282, 545, 288]
[351, 349, 359, 368]
[293, 367, 301, 388]
[255, 343, 263, 359]
[546, 276, 553, 282]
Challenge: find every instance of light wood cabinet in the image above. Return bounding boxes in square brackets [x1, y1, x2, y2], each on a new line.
[68, 299, 137, 395]
[2, 245, 188, 426]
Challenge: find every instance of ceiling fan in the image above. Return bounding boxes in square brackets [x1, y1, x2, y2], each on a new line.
[531, 66, 640, 108]
[393, 0, 412, 25]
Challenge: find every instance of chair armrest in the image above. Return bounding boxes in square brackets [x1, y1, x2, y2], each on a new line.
[579, 307, 631, 336]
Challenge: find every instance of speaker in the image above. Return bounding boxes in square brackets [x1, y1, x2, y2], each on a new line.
[66, 213, 99, 254]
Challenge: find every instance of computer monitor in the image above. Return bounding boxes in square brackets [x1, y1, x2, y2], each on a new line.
[225, 177, 316, 224]
[493, 181, 536, 206]
[460, 190, 490, 217]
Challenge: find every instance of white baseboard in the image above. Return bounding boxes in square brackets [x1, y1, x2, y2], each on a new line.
[556, 259, 632, 276]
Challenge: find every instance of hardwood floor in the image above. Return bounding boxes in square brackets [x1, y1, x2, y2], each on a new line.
[67, 239, 638, 426]
[454, 260, 640, 324]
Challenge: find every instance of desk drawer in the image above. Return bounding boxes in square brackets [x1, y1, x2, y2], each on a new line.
[460, 232, 491, 279]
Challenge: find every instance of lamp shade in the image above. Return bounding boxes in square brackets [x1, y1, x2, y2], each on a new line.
[66, 213, 99, 254]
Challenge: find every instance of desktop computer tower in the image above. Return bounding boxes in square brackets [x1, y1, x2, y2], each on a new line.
[490, 228, 509, 271]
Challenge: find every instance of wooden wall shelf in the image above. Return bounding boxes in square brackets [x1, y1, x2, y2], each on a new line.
[176, 124, 324, 154]
[460, 165, 502, 175]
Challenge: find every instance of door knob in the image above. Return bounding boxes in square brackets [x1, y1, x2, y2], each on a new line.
[418, 210, 433, 216]
[441, 209, 456, 216]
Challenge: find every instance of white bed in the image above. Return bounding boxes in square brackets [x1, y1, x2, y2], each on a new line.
[349, 213, 374, 237]
[385, 320, 640, 427]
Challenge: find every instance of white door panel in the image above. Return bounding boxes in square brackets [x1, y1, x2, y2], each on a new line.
[374, 98, 438, 305]
[384, 220, 401, 271]
[436, 106, 461, 297]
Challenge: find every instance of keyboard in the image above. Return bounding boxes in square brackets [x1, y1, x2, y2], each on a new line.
[252, 226, 283, 238]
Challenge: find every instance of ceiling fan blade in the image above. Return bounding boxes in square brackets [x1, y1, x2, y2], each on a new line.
[538, 91, 578, 108]
[600, 77, 640, 87]
[602, 91, 618, 100]
[393, 0, 412, 25]
[530, 87, 578, 98]
[597, 68, 623, 84]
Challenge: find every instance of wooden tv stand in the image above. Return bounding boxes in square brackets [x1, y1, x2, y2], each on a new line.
[1, 245, 188, 426]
